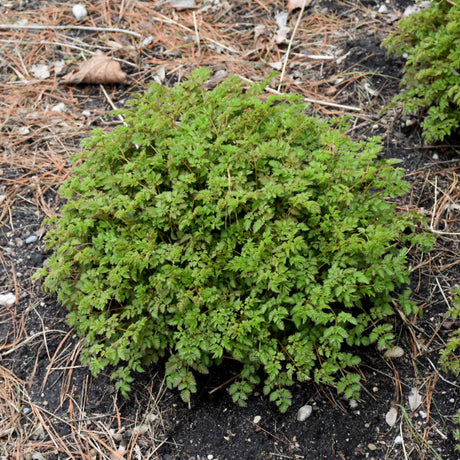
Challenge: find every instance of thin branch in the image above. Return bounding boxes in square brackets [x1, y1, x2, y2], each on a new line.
[0, 24, 142, 38]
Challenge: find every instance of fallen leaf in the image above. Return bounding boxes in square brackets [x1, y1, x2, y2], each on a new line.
[30, 63, 50, 80]
[288, 0, 313, 13]
[275, 11, 288, 28]
[384, 346, 404, 359]
[53, 60, 66, 75]
[254, 24, 269, 41]
[274, 26, 290, 44]
[408, 387, 423, 411]
[274, 12, 290, 44]
[269, 60, 284, 70]
[385, 406, 398, 427]
[169, 0, 199, 9]
[62, 51, 127, 84]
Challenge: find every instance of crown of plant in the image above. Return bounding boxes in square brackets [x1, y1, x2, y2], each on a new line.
[38, 69, 432, 411]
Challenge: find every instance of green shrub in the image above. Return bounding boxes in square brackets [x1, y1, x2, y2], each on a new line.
[440, 287, 460, 451]
[38, 69, 432, 411]
[383, 0, 460, 143]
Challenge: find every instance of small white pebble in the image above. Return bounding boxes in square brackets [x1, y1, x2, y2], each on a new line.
[82, 110, 91, 117]
[253, 415, 261, 424]
[378, 4, 388, 13]
[384, 346, 405, 359]
[207, 455, 213, 460]
[18, 126, 31, 135]
[433, 153, 439, 160]
[0, 293, 16, 307]
[349, 399, 358, 409]
[394, 435, 403, 444]
[72, 4, 88, 20]
[297, 404, 312, 421]
[25, 235, 38, 244]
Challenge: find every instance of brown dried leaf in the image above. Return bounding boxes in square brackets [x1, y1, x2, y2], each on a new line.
[62, 51, 127, 84]
[288, 0, 313, 13]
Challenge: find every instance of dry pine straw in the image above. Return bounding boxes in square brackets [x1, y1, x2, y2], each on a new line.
[0, 1, 459, 459]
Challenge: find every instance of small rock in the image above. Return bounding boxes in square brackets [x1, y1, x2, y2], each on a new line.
[403, 1, 431, 17]
[385, 406, 398, 427]
[30, 63, 50, 80]
[51, 102, 67, 113]
[394, 435, 403, 444]
[25, 235, 38, 244]
[349, 399, 358, 409]
[368, 443, 378, 451]
[253, 415, 261, 424]
[0, 293, 16, 307]
[72, 4, 88, 20]
[18, 126, 31, 135]
[378, 4, 388, 13]
[297, 404, 312, 421]
[384, 346, 404, 359]
[433, 153, 439, 160]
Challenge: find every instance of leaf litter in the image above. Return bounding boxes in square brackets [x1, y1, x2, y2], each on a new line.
[62, 50, 127, 84]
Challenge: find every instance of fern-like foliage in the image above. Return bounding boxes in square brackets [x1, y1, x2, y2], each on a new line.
[383, 0, 460, 143]
[440, 287, 460, 450]
[37, 69, 432, 411]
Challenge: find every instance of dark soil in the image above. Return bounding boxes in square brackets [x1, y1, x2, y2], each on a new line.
[1, 1, 459, 459]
